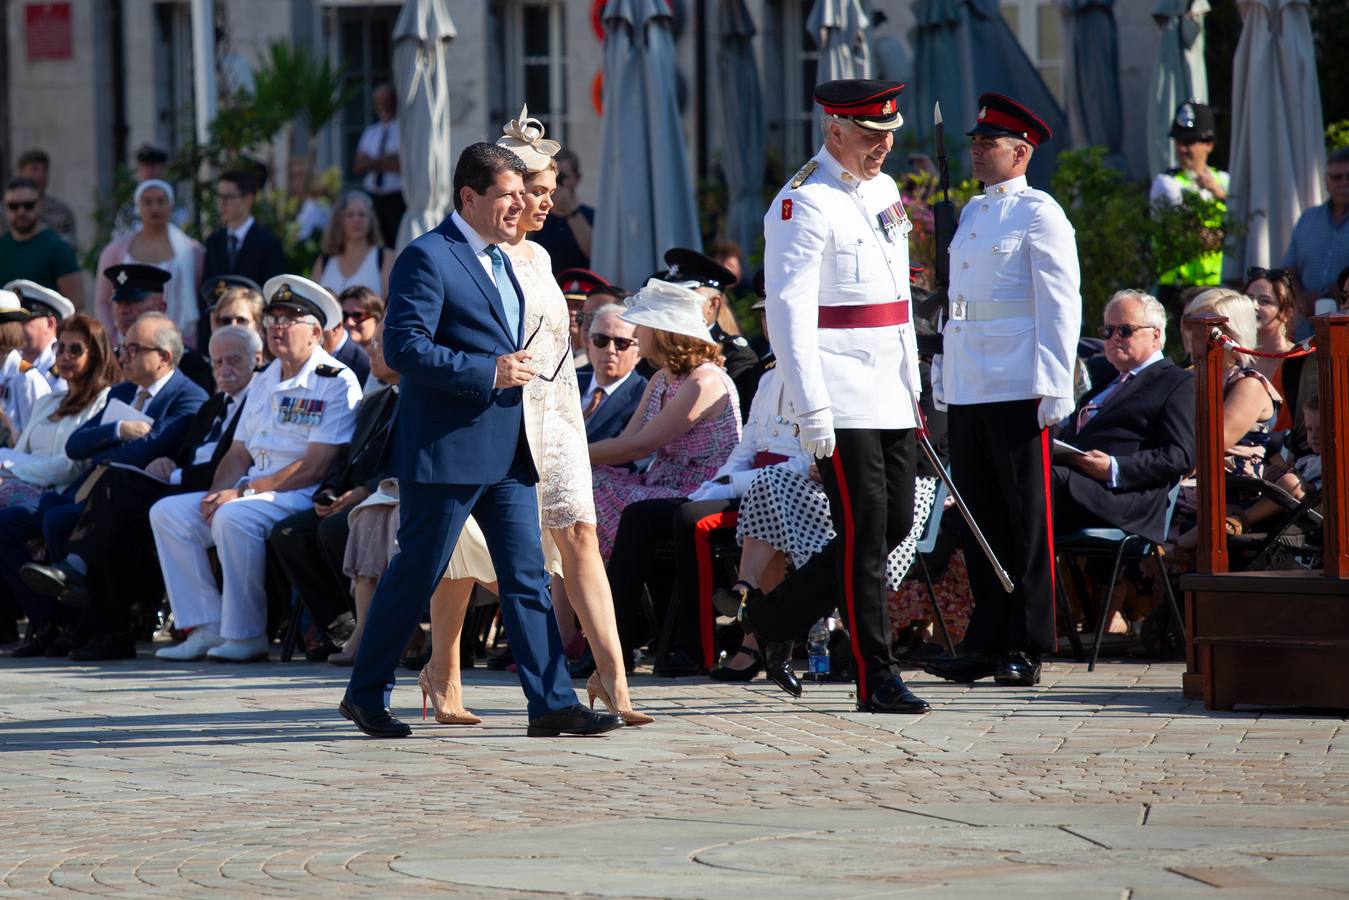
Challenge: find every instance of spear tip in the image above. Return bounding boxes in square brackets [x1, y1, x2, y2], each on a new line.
[934, 101, 943, 126]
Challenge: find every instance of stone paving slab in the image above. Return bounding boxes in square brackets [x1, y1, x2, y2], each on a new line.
[0, 654, 1346, 896]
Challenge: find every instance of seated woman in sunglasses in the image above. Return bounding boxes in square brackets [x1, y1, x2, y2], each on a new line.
[1243, 266, 1301, 431]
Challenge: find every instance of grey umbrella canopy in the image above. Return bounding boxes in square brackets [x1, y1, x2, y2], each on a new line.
[957, 0, 1070, 187]
[1147, 0, 1209, 177]
[908, 0, 971, 161]
[716, 0, 765, 274]
[392, 0, 456, 251]
[592, 0, 702, 289]
[1224, 0, 1326, 280]
[1060, 0, 1123, 166]
[808, 0, 872, 84]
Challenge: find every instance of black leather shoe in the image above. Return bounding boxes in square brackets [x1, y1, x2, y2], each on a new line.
[568, 647, 597, 679]
[43, 628, 79, 658]
[922, 652, 998, 684]
[994, 651, 1041, 686]
[526, 703, 623, 737]
[763, 640, 803, 697]
[860, 676, 931, 713]
[339, 697, 412, 738]
[712, 581, 760, 619]
[11, 623, 60, 658]
[20, 560, 90, 608]
[652, 648, 704, 677]
[708, 645, 763, 682]
[69, 633, 137, 661]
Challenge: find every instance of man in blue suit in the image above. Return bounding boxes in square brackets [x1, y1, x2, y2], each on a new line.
[341, 143, 621, 738]
[575, 303, 647, 442]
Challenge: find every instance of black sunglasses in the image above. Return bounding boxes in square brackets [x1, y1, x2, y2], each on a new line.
[56, 341, 87, 358]
[522, 317, 571, 382]
[1246, 266, 1290, 285]
[590, 332, 638, 352]
[6, 201, 36, 212]
[1099, 324, 1159, 340]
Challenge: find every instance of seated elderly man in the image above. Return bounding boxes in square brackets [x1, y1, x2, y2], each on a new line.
[151, 275, 361, 662]
[1053, 289, 1195, 544]
[19, 325, 264, 659]
[575, 303, 647, 442]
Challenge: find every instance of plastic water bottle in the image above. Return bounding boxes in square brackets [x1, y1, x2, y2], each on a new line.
[807, 618, 831, 680]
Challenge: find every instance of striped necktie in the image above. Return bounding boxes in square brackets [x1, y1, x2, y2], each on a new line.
[1077, 371, 1132, 432]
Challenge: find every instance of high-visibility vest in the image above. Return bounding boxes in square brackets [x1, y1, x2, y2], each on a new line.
[1158, 168, 1228, 287]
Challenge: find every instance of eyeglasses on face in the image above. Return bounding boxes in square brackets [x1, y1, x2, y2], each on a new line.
[262, 314, 314, 330]
[118, 342, 166, 359]
[6, 201, 37, 212]
[215, 315, 253, 327]
[56, 341, 87, 359]
[522, 317, 572, 383]
[1246, 266, 1289, 285]
[342, 311, 375, 326]
[1099, 324, 1159, 340]
[590, 332, 638, 352]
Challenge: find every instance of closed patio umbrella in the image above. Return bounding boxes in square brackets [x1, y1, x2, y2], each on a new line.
[592, 0, 702, 289]
[1060, 0, 1123, 165]
[716, 0, 765, 273]
[1223, 0, 1326, 280]
[808, 0, 872, 85]
[392, 0, 456, 251]
[908, 0, 970, 159]
[1147, 0, 1209, 177]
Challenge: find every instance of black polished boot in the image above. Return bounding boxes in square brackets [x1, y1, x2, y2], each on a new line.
[994, 650, 1042, 686]
[860, 675, 931, 713]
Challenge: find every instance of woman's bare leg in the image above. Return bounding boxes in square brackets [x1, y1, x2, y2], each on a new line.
[427, 578, 479, 689]
[551, 522, 635, 712]
[329, 576, 376, 664]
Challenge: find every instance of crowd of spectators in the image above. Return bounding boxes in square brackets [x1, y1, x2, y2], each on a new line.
[0, 119, 1344, 674]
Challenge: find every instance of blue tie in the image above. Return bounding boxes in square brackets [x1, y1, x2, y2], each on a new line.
[487, 245, 521, 346]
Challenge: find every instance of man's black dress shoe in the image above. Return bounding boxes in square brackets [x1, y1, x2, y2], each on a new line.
[69, 633, 137, 661]
[652, 648, 703, 677]
[339, 697, 412, 738]
[995, 651, 1042, 686]
[568, 647, 597, 679]
[922, 653, 998, 684]
[526, 703, 623, 737]
[19, 560, 89, 608]
[860, 676, 931, 713]
[44, 628, 79, 658]
[11, 623, 60, 658]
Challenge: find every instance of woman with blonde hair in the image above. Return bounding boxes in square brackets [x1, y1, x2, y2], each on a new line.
[310, 189, 393, 297]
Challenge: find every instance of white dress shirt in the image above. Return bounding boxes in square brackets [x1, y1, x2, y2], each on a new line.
[451, 210, 496, 284]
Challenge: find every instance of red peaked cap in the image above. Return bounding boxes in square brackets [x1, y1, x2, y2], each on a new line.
[814, 79, 906, 130]
[556, 268, 611, 302]
[966, 92, 1052, 147]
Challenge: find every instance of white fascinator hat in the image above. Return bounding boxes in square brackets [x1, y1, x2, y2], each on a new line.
[619, 278, 716, 346]
[496, 104, 561, 174]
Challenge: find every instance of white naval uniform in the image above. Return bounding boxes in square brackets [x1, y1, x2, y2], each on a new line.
[933, 174, 1081, 405]
[706, 367, 811, 496]
[1, 348, 52, 436]
[763, 146, 920, 429]
[150, 346, 361, 640]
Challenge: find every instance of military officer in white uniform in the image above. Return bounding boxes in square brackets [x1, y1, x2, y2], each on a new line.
[927, 93, 1081, 688]
[152, 275, 361, 662]
[0, 290, 50, 436]
[4, 279, 73, 389]
[720, 79, 928, 714]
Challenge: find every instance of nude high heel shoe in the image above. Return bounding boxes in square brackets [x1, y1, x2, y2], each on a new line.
[418, 666, 482, 726]
[586, 671, 654, 727]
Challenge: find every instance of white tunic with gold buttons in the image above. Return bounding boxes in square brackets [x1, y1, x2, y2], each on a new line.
[763, 146, 920, 430]
[934, 174, 1081, 405]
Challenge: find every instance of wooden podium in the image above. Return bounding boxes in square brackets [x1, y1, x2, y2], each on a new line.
[1179, 311, 1349, 710]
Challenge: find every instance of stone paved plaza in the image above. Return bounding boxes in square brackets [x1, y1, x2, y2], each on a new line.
[2, 654, 1347, 897]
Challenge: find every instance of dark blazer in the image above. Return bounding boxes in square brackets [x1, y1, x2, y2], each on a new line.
[174, 389, 250, 492]
[320, 384, 398, 494]
[576, 365, 647, 443]
[332, 336, 371, 386]
[382, 215, 532, 485]
[1056, 358, 1195, 543]
[202, 222, 287, 288]
[65, 371, 209, 469]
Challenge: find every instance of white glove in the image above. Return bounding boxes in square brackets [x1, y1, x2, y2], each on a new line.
[687, 480, 735, 502]
[1036, 395, 1076, 430]
[931, 355, 948, 411]
[796, 408, 836, 459]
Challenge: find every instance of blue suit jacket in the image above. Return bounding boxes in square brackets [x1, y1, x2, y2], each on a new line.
[65, 370, 209, 469]
[382, 215, 532, 485]
[576, 366, 647, 443]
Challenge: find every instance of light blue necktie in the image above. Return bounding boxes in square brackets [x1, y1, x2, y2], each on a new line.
[486, 245, 521, 345]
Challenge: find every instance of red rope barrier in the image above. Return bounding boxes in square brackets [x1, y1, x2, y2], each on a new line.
[1208, 328, 1317, 359]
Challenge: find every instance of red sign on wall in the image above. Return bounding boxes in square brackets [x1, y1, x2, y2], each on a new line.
[26, 3, 73, 62]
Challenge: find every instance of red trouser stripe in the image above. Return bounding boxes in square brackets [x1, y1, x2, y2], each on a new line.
[829, 452, 870, 703]
[1040, 427, 1058, 650]
[693, 511, 738, 671]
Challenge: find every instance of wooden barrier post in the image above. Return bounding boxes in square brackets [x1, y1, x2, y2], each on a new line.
[1183, 312, 1229, 576]
[1314, 312, 1349, 579]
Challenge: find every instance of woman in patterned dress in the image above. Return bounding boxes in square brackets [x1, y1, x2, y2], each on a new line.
[418, 108, 653, 726]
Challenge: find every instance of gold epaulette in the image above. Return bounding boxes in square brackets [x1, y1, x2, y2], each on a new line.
[790, 160, 818, 189]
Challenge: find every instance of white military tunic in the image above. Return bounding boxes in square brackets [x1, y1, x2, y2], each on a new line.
[934, 174, 1081, 405]
[150, 345, 362, 641]
[763, 146, 920, 429]
[0, 348, 52, 436]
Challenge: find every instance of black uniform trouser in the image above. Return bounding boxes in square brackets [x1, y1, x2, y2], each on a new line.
[743, 428, 915, 704]
[608, 497, 738, 668]
[948, 399, 1057, 655]
[268, 508, 354, 633]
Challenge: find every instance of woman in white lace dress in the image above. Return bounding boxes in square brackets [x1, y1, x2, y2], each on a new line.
[419, 107, 651, 726]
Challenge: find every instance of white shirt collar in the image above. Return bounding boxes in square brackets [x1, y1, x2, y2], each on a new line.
[225, 379, 252, 406]
[229, 216, 255, 244]
[586, 368, 634, 398]
[276, 344, 337, 391]
[986, 174, 1029, 197]
[142, 368, 175, 399]
[1126, 349, 1165, 378]
[451, 210, 493, 257]
[816, 145, 866, 192]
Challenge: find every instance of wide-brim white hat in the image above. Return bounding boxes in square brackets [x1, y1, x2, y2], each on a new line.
[619, 278, 715, 345]
[262, 274, 341, 331]
[496, 104, 561, 174]
[4, 279, 73, 320]
[0, 289, 27, 323]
